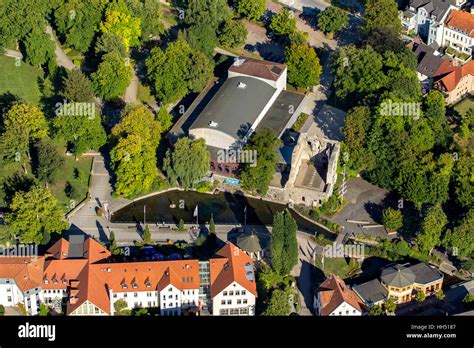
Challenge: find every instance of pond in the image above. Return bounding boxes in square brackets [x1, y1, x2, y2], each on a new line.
[111, 189, 336, 240]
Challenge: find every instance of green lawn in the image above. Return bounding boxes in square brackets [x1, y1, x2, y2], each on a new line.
[454, 97, 474, 117]
[0, 141, 92, 213]
[0, 55, 42, 104]
[314, 256, 360, 280]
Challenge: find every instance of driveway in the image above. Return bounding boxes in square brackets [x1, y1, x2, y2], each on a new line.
[46, 25, 76, 70]
[291, 233, 324, 315]
[330, 178, 392, 238]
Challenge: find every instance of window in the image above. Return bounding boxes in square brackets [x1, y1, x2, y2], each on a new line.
[242, 290, 246, 295]
[229, 291, 234, 296]
[124, 293, 128, 298]
[235, 290, 240, 296]
[134, 293, 138, 298]
[163, 303, 166, 308]
[169, 295, 173, 299]
[237, 299, 242, 305]
[243, 299, 247, 304]
[221, 300, 225, 305]
[113, 294, 117, 298]
[175, 295, 178, 299]
[7, 296, 11, 302]
[163, 295, 165, 300]
[168, 288, 173, 292]
[227, 300, 231, 305]
[223, 291, 227, 296]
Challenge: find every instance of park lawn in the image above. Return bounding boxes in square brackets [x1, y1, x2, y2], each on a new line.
[0, 55, 42, 104]
[314, 256, 360, 280]
[0, 142, 92, 213]
[0, 161, 32, 209]
[454, 97, 474, 117]
[48, 146, 93, 213]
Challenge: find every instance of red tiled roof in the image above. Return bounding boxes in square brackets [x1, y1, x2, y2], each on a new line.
[317, 275, 362, 316]
[228, 56, 286, 81]
[0, 257, 44, 292]
[445, 9, 474, 38]
[434, 60, 474, 92]
[210, 242, 257, 297]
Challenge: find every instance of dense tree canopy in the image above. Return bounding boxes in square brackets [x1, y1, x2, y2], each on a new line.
[125, 0, 165, 40]
[92, 51, 133, 100]
[6, 186, 68, 244]
[61, 69, 95, 103]
[218, 20, 248, 48]
[184, 0, 232, 30]
[363, 0, 403, 35]
[240, 128, 281, 195]
[100, 2, 142, 51]
[262, 289, 290, 316]
[417, 205, 447, 254]
[285, 43, 322, 88]
[146, 40, 213, 104]
[110, 106, 162, 197]
[236, 0, 266, 21]
[53, 0, 108, 53]
[317, 6, 349, 36]
[163, 137, 210, 189]
[271, 209, 298, 276]
[0, 0, 51, 46]
[269, 9, 297, 36]
[33, 139, 65, 184]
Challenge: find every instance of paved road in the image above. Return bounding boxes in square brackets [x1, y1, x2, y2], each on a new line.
[124, 69, 139, 103]
[330, 178, 391, 238]
[3, 48, 22, 59]
[279, 0, 330, 11]
[291, 234, 324, 315]
[46, 25, 76, 70]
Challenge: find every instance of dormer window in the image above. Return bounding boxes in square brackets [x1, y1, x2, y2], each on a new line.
[44, 279, 49, 284]
[62, 279, 67, 284]
[145, 281, 151, 288]
[53, 279, 58, 284]
[122, 282, 128, 289]
[132, 283, 138, 289]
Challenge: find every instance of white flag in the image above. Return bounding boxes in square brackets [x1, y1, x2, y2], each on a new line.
[193, 205, 198, 217]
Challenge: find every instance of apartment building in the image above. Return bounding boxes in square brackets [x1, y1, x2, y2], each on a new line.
[442, 9, 474, 56]
[433, 59, 474, 104]
[0, 235, 256, 316]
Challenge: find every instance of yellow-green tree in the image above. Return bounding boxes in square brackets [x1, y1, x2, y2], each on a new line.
[100, 6, 141, 51]
[0, 103, 48, 174]
[110, 106, 162, 197]
[6, 186, 68, 244]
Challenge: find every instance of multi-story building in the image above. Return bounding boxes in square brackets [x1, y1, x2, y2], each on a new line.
[400, 0, 463, 45]
[0, 256, 44, 315]
[0, 235, 256, 316]
[209, 243, 257, 316]
[433, 59, 474, 104]
[314, 275, 363, 316]
[442, 9, 474, 57]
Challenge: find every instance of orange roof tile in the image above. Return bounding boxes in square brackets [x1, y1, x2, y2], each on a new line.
[317, 275, 362, 316]
[445, 9, 474, 38]
[209, 243, 257, 297]
[434, 60, 474, 92]
[0, 257, 45, 292]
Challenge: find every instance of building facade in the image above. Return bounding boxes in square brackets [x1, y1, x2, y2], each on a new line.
[0, 236, 256, 316]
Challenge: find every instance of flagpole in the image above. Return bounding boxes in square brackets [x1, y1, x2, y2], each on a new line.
[196, 204, 199, 225]
[144, 205, 146, 226]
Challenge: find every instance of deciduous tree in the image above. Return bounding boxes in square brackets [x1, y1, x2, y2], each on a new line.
[285, 43, 322, 88]
[163, 137, 210, 189]
[240, 128, 281, 195]
[6, 186, 68, 244]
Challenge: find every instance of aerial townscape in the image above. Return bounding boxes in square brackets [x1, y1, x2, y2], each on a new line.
[0, 0, 473, 321]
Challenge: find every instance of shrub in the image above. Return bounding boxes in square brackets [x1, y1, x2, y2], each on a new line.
[0, 305, 4, 316]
